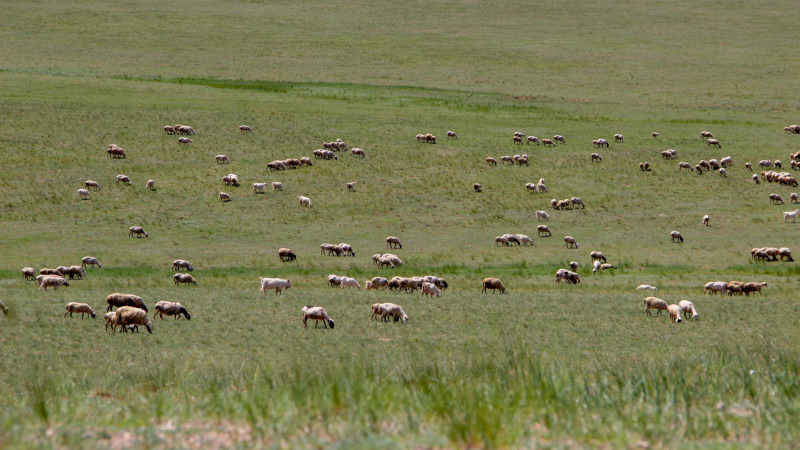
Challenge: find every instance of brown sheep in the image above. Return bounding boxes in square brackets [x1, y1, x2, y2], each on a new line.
[481, 278, 506, 294]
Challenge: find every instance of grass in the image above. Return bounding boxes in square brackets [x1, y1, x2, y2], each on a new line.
[2, 0, 800, 447]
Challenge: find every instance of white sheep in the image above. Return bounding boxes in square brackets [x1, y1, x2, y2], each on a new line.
[643, 297, 668, 316]
[239, 125, 252, 133]
[421, 282, 441, 298]
[340, 277, 361, 290]
[636, 285, 657, 291]
[536, 210, 549, 221]
[447, 131, 458, 140]
[516, 234, 534, 246]
[39, 276, 69, 291]
[252, 183, 267, 194]
[702, 215, 710, 226]
[77, 189, 89, 200]
[219, 192, 232, 202]
[614, 134, 624, 143]
[116, 175, 131, 186]
[173, 273, 197, 285]
[153, 301, 191, 320]
[351, 148, 366, 158]
[302, 306, 334, 328]
[178, 137, 192, 144]
[298, 196, 312, 207]
[678, 300, 698, 320]
[272, 182, 283, 191]
[22, 267, 37, 280]
[114, 306, 153, 333]
[63, 302, 96, 319]
[104, 312, 117, 332]
[784, 210, 799, 223]
[527, 136, 540, 145]
[386, 236, 402, 249]
[704, 281, 728, 295]
[667, 304, 683, 323]
[260, 277, 291, 295]
[670, 231, 683, 243]
[570, 197, 585, 209]
[346, 182, 357, 191]
[563, 236, 579, 249]
[381, 303, 410, 323]
[85, 180, 101, 191]
[172, 260, 193, 271]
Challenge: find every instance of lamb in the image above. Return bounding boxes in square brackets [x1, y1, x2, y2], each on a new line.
[77, 189, 90, 200]
[153, 301, 191, 320]
[260, 277, 290, 295]
[563, 236, 579, 249]
[85, 180, 101, 191]
[770, 193, 785, 205]
[537, 225, 551, 237]
[386, 236, 402, 249]
[481, 278, 506, 294]
[719, 168, 726, 177]
[516, 234, 534, 246]
[215, 155, 230, 164]
[702, 215, 710, 226]
[704, 281, 728, 295]
[592, 261, 617, 273]
[351, 148, 366, 158]
[527, 136, 540, 145]
[278, 248, 296, 262]
[346, 182, 357, 191]
[22, 267, 36, 280]
[173, 273, 197, 286]
[252, 183, 267, 194]
[178, 137, 192, 145]
[667, 304, 682, 323]
[639, 162, 650, 171]
[614, 134, 624, 143]
[495, 236, 510, 247]
[172, 260, 193, 271]
[553, 135, 566, 144]
[63, 302, 96, 319]
[486, 157, 498, 166]
[116, 175, 131, 186]
[218, 192, 232, 202]
[104, 312, 117, 332]
[298, 196, 312, 207]
[302, 306, 334, 328]
[38, 276, 68, 291]
[636, 285, 657, 291]
[783, 210, 799, 223]
[678, 300, 698, 320]
[239, 125, 252, 133]
[447, 131, 458, 139]
[128, 226, 148, 238]
[145, 179, 155, 190]
[106, 293, 147, 312]
[591, 153, 602, 162]
[670, 231, 683, 243]
[382, 303, 410, 323]
[114, 306, 153, 333]
[536, 210, 550, 222]
[696, 165, 704, 174]
[590, 251, 606, 263]
[421, 282, 441, 298]
[643, 297, 668, 316]
[473, 183, 483, 193]
[272, 182, 283, 191]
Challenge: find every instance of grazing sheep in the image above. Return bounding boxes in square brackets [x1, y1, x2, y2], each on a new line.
[351, 148, 366, 158]
[636, 285, 657, 291]
[784, 210, 799, 223]
[775, 160, 782, 169]
[171, 260, 193, 272]
[260, 277, 291, 295]
[525, 183, 537, 193]
[752, 174, 760, 184]
[614, 134, 624, 143]
[770, 193, 785, 205]
[706, 138, 721, 147]
[678, 162, 694, 171]
[592, 261, 617, 273]
[704, 281, 728, 295]
[447, 131, 458, 140]
[652, 132, 660, 138]
[700, 131, 714, 139]
[513, 132, 525, 138]
[371, 303, 389, 320]
[39, 276, 69, 291]
[592, 139, 609, 148]
[639, 162, 650, 171]
[298, 196, 312, 207]
[106, 146, 126, 159]
[164, 126, 176, 135]
[40, 268, 61, 276]
[667, 304, 682, 323]
[85, 180, 101, 191]
[743, 282, 768, 296]
[115, 175, 131, 186]
[779, 247, 794, 261]
[278, 248, 296, 262]
[678, 300, 698, 320]
[702, 215, 710, 226]
[302, 305, 334, 328]
[591, 153, 602, 162]
[569, 261, 578, 271]
[696, 165, 703, 174]
[670, 231, 683, 243]
[426, 134, 436, 144]
[486, 157, 498, 166]
[473, 183, 483, 192]
[104, 312, 117, 332]
[272, 182, 283, 191]
[536, 210, 550, 222]
[542, 139, 555, 147]
[218, 192, 232, 202]
[720, 156, 733, 167]
[338, 243, 355, 257]
[516, 234, 534, 246]
[145, 179, 155, 191]
[367, 277, 389, 291]
[153, 301, 191, 320]
[495, 235, 510, 247]
[114, 306, 153, 334]
[328, 274, 342, 288]
[513, 136, 523, 145]
[570, 197, 586, 209]
[173, 273, 197, 286]
[215, 155, 230, 165]
[22, 267, 36, 280]
[64, 265, 87, 280]
[590, 251, 606, 263]
[537, 225, 551, 237]
[527, 136, 540, 145]
[178, 137, 192, 145]
[481, 278, 506, 294]
[239, 125, 252, 133]
[382, 303, 410, 323]
[553, 135, 566, 144]
[77, 188, 89, 200]
[252, 182, 267, 194]
[105, 293, 147, 312]
[421, 282, 441, 298]
[63, 302, 96, 319]
[564, 236, 579, 249]
[719, 168, 727, 177]
[386, 236, 402, 249]
[501, 155, 514, 164]
[644, 297, 668, 316]
[662, 149, 678, 160]
[346, 182, 357, 191]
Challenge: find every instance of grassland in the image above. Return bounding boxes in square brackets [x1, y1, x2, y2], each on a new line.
[1, 0, 800, 447]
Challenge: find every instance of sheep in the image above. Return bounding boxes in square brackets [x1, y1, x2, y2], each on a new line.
[338, 276, 361, 290]
[662, 149, 677, 160]
[652, 132, 660, 138]
[700, 131, 714, 139]
[542, 139, 555, 147]
[39, 276, 69, 291]
[696, 165, 704, 174]
[104, 312, 117, 332]
[670, 231, 683, 243]
[643, 297, 668, 316]
[278, 248, 296, 262]
[537, 225, 551, 237]
[447, 131, 458, 140]
[532, 211, 549, 223]
[743, 282, 768, 296]
[385, 236, 402, 249]
[778, 247, 794, 261]
[338, 243, 355, 257]
[85, 180, 101, 191]
[106, 146, 126, 158]
[752, 174, 760, 184]
[105, 293, 147, 312]
[486, 157, 498, 166]
[536, 182, 548, 193]
[590, 251, 607, 263]
[114, 306, 153, 333]
[77, 188, 90, 200]
[720, 156, 733, 167]
[704, 281, 728, 295]
[719, 168, 727, 177]
[678, 300, 698, 320]
[668, 304, 683, 323]
[527, 136, 540, 145]
[783, 210, 799, 223]
[421, 282, 441, 298]
[22, 267, 36, 280]
[173, 273, 197, 286]
[639, 162, 650, 171]
[702, 215, 710, 226]
[171, 260, 193, 272]
[759, 160, 774, 168]
[516, 234, 534, 246]
[153, 301, 191, 320]
[302, 306, 334, 328]
[382, 303, 410, 323]
[614, 134, 624, 143]
[351, 148, 366, 158]
[513, 136, 523, 145]
[553, 135, 566, 144]
[569, 261, 578, 271]
[178, 137, 192, 145]
[525, 183, 537, 193]
[328, 274, 342, 288]
[591, 153, 602, 162]
[426, 134, 436, 144]
[215, 155, 230, 164]
[482, 278, 506, 294]
[252, 182, 267, 194]
[218, 192, 232, 202]
[770, 193, 785, 205]
[513, 132, 525, 137]
[564, 236, 579, 249]
[416, 134, 426, 143]
[294, 195, 312, 208]
[63, 302, 96, 319]
[371, 303, 388, 320]
[115, 175, 131, 186]
[495, 235, 510, 247]
[517, 156, 530, 166]
[164, 126, 176, 135]
[222, 174, 240, 187]
[636, 285, 657, 291]
[775, 160, 783, 169]
[592, 261, 617, 273]
[746, 162, 753, 170]
[501, 155, 514, 164]
[473, 183, 483, 192]
[175, 125, 195, 135]
[570, 197, 586, 209]
[382, 254, 403, 267]
[39, 268, 61, 276]
[592, 139, 609, 148]
[299, 157, 313, 167]
[64, 266, 87, 280]
[260, 277, 290, 295]
[239, 125, 252, 133]
[346, 182, 357, 191]
[367, 277, 389, 291]
[272, 182, 283, 191]
[145, 179, 155, 190]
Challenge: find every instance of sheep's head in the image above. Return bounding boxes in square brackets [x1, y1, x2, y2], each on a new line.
[63, 281, 70, 287]
[145, 323, 153, 334]
[91, 311, 96, 319]
[675, 317, 682, 323]
[328, 319, 335, 329]
[402, 315, 409, 324]
[180, 308, 191, 320]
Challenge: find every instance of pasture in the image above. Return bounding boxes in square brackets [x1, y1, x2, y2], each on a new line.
[1, 0, 800, 447]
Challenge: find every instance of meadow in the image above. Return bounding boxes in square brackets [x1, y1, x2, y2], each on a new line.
[1, 0, 800, 447]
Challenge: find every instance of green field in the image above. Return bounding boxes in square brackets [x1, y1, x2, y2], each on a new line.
[2, 0, 800, 447]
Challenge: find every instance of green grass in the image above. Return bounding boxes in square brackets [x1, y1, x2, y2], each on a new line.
[2, 0, 800, 447]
